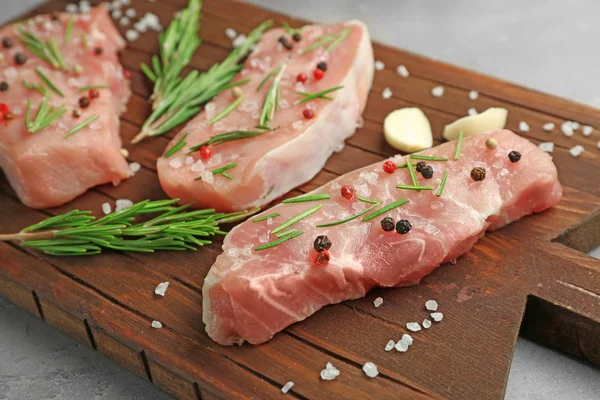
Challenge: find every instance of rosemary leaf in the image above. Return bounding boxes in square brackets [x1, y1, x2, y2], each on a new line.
[35, 68, 64, 97]
[16, 28, 62, 70]
[454, 130, 464, 160]
[252, 212, 280, 222]
[436, 171, 449, 197]
[410, 154, 448, 161]
[257, 66, 281, 92]
[273, 228, 299, 238]
[294, 85, 344, 104]
[317, 202, 379, 228]
[65, 115, 99, 138]
[396, 184, 434, 191]
[26, 97, 67, 134]
[254, 230, 303, 251]
[326, 27, 351, 52]
[164, 133, 189, 158]
[188, 127, 271, 153]
[65, 16, 74, 44]
[259, 60, 288, 127]
[362, 198, 409, 221]
[271, 204, 322, 234]
[22, 79, 48, 96]
[193, 163, 237, 181]
[81, 33, 88, 49]
[406, 158, 419, 187]
[78, 85, 110, 92]
[209, 95, 243, 124]
[48, 36, 67, 71]
[281, 194, 330, 203]
[357, 196, 379, 204]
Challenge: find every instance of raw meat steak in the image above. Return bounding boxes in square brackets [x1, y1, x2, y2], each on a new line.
[157, 21, 374, 212]
[203, 129, 562, 345]
[0, 7, 130, 209]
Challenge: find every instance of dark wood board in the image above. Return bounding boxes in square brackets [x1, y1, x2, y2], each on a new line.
[1, 0, 599, 399]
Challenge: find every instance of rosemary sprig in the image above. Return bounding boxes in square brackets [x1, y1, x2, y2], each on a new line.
[78, 85, 110, 92]
[302, 27, 351, 54]
[209, 96, 243, 124]
[326, 27, 351, 52]
[193, 163, 237, 181]
[357, 196, 379, 204]
[188, 126, 271, 153]
[0, 199, 259, 256]
[65, 115, 99, 138]
[165, 133, 189, 158]
[282, 22, 302, 36]
[406, 158, 419, 187]
[16, 27, 67, 71]
[254, 229, 303, 251]
[259, 60, 288, 127]
[410, 154, 448, 161]
[134, 19, 273, 143]
[252, 212, 280, 222]
[281, 194, 330, 203]
[436, 171, 449, 197]
[257, 66, 281, 92]
[65, 16, 74, 43]
[317, 202, 380, 228]
[396, 184, 434, 191]
[362, 198, 409, 222]
[35, 68, 64, 97]
[48, 37, 67, 71]
[271, 204, 322, 234]
[25, 97, 67, 134]
[82, 33, 88, 49]
[22, 79, 48, 96]
[273, 228, 299, 238]
[454, 130, 464, 160]
[295, 86, 344, 104]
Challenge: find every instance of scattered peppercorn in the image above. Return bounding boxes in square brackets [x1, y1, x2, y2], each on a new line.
[0, 103, 9, 114]
[340, 185, 354, 200]
[508, 150, 521, 163]
[0, 81, 8, 92]
[296, 73, 307, 83]
[14, 52, 27, 65]
[2, 37, 12, 48]
[316, 61, 327, 71]
[395, 219, 412, 234]
[381, 217, 395, 232]
[72, 109, 81, 118]
[313, 248, 330, 265]
[51, 12, 60, 21]
[471, 167, 486, 181]
[78, 96, 90, 108]
[89, 88, 100, 99]
[421, 165, 434, 179]
[383, 160, 397, 174]
[313, 235, 332, 252]
[123, 70, 132, 79]
[3, 112, 14, 120]
[231, 86, 243, 99]
[485, 138, 498, 150]
[313, 68, 325, 80]
[94, 47, 103, 55]
[278, 36, 293, 50]
[415, 161, 426, 173]
[292, 32, 302, 42]
[199, 145, 212, 160]
[303, 109, 315, 119]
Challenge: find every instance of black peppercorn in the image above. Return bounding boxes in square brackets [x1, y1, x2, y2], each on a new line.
[421, 165, 434, 179]
[508, 151, 521, 163]
[292, 32, 302, 42]
[415, 161, 426, 173]
[72, 109, 81, 118]
[0, 81, 8, 92]
[316, 61, 327, 71]
[471, 167, 486, 181]
[380, 217, 395, 232]
[395, 219, 412, 234]
[14, 52, 27, 65]
[278, 36, 293, 50]
[51, 12, 60, 21]
[2, 37, 12, 48]
[313, 235, 332, 252]
[79, 96, 90, 108]
[94, 47, 103, 55]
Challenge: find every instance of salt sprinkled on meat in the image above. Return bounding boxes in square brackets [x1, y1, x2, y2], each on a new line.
[294, 82, 306, 92]
[424, 224, 438, 234]
[281, 381, 294, 394]
[362, 362, 379, 378]
[561, 121, 574, 137]
[205, 102, 217, 118]
[185, 156, 194, 166]
[469, 90, 479, 100]
[240, 100, 259, 113]
[225, 28, 237, 40]
[101, 202, 112, 215]
[385, 340, 395, 351]
[569, 145, 584, 157]
[115, 199, 133, 212]
[360, 170, 379, 185]
[200, 170, 214, 184]
[381, 87, 392, 99]
[154, 282, 169, 296]
[4, 67, 17, 80]
[431, 312, 444, 322]
[402, 334, 413, 345]
[151, 320, 163, 329]
[374, 60, 384, 71]
[292, 120, 303, 130]
[354, 181, 371, 197]
[423, 319, 432, 329]
[499, 168, 510, 177]
[169, 158, 183, 169]
[543, 122, 555, 132]
[320, 362, 340, 381]
[431, 86, 444, 97]
[394, 339, 409, 352]
[209, 153, 223, 165]
[233, 34, 247, 48]
[126, 30, 139, 42]
[406, 322, 421, 332]
[279, 98, 290, 109]
[128, 162, 141, 176]
[425, 300, 438, 311]
[538, 142, 554, 153]
[519, 121, 530, 132]
[266, 217, 273, 225]
[583, 126, 593, 136]
[373, 297, 383, 308]
[430, 201, 444, 210]
[396, 65, 409, 78]
[468, 108, 478, 116]
[191, 160, 205, 172]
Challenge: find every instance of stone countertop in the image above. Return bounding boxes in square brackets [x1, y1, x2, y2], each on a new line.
[1, 1, 599, 399]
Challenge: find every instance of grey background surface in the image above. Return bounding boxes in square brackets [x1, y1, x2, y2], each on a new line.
[1, 1, 599, 399]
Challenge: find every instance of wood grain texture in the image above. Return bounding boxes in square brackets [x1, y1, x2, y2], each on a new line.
[0, 0, 599, 399]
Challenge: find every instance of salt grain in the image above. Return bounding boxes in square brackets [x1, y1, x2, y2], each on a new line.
[125, 8, 137, 18]
[385, 340, 395, 352]
[382, 87, 392, 99]
[233, 34, 247, 48]
[169, 158, 183, 169]
[396, 65, 409, 78]
[543, 122, 555, 132]
[201, 170, 214, 184]
[225, 28, 237, 40]
[128, 162, 141, 176]
[111, 9, 123, 19]
[362, 362, 379, 378]
[360, 171, 379, 185]
[101, 202, 112, 215]
[406, 322, 421, 332]
[356, 116, 364, 128]
[115, 199, 133, 212]
[431, 312, 444, 322]
[134, 21, 148, 33]
[519, 121, 529, 132]
[561, 122, 574, 137]
[292, 120, 303, 129]
[79, 1, 91, 13]
[538, 142, 554, 153]
[374, 60, 385, 71]
[425, 300, 438, 311]
[583, 126, 593, 136]
[320, 362, 340, 381]
[66, 3, 78, 13]
[431, 86, 444, 97]
[119, 17, 130, 26]
[125, 30, 139, 42]
[373, 297, 383, 308]
[468, 90, 479, 100]
[394, 339, 409, 352]
[468, 108, 477, 116]
[569, 145, 584, 157]
[185, 156, 194, 166]
[401, 334, 413, 345]
[154, 281, 169, 296]
[423, 319, 432, 329]
[281, 381, 294, 394]
[151, 320, 162, 329]
[571, 121, 580, 130]
[191, 160, 206, 173]
[597, 140, 600, 150]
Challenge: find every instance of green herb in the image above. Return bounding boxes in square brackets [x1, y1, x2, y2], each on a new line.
[81, 33, 88, 49]
[396, 184, 434, 191]
[188, 126, 271, 153]
[357, 196, 379, 204]
[396, 163, 408, 169]
[316, 202, 380, 228]
[326, 27, 351, 52]
[257, 65, 281, 92]
[48, 37, 67, 71]
[209, 96, 243, 124]
[454, 130, 464, 160]
[271, 204, 322, 234]
[64, 16, 74, 44]
[193, 163, 237, 181]
[406, 158, 419, 187]
[0, 199, 259, 256]
[410, 154, 448, 161]
[78, 85, 110, 92]
[281, 194, 330, 203]
[25, 97, 67, 134]
[134, 19, 273, 143]
[362, 198, 409, 221]
[295, 86, 344, 104]
[282, 22, 302, 36]
[302, 27, 351, 54]
[436, 171, 448, 197]
[273, 228, 299, 238]
[164, 133, 189, 158]
[35, 68, 64, 97]
[252, 212, 280, 222]
[16, 27, 68, 71]
[254, 229, 303, 251]
[259, 60, 288, 127]
[22, 79, 48, 96]
[65, 115, 99, 138]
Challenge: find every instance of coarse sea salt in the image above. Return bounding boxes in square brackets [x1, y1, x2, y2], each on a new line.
[125, 30, 139, 42]
[360, 171, 379, 185]
[185, 156, 194, 166]
[79, 1, 91, 13]
[191, 160, 206, 173]
[543, 122, 555, 132]
[200, 170, 215, 184]
[468, 108, 477, 116]
[169, 158, 183, 169]
[373, 297, 383, 308]
[431, 86, 444, 97]
[374, 60, 385, 71]
[519, 121, 530, 132]
[128, 162, 141, 175]
[597, 140, 600, 150]
[125, 8, 137, 18]
[101, 202, 112, 215]
[154, 281, 169, 296]
[225, 28, 237, 39]
[425, 299, 438, 311]
[561, 121, 574, 137]
[382, 87, 392, 99]
[119, 17, 130, 26]
[111, 9, 123, 19]
[469, 90, 479, 100]
[431, 312, 444, 322]
[569, 145, 584, 157]
[281, 381, 294, 394]
[115, 199, 133, 212]
[402, 334, 413, 345]
[66, 3, 78, 13]
[385, 340, 395, 352]
[406, 322, 421, 332]
[538, 142, 554, 153]
[233, 34, 247, 48]
[151, 320, 162, 329]
[394, 339, 409, 352]
[396, 65, 409, 78]
[423, 319, 432, 329]
[583, 126, 593, 136]
[362, 362, 379, 378]
[320, 362, 340, 381]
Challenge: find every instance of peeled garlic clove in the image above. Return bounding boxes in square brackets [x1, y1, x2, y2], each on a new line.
[384, 108, 432, 152]
[442, 107, 508, 141]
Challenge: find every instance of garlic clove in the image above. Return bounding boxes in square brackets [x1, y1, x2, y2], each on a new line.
[384, 108, 432, 152]
[442, 107, 508, 141]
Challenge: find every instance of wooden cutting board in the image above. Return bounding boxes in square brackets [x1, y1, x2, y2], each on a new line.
[1, 1, 599, 399]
